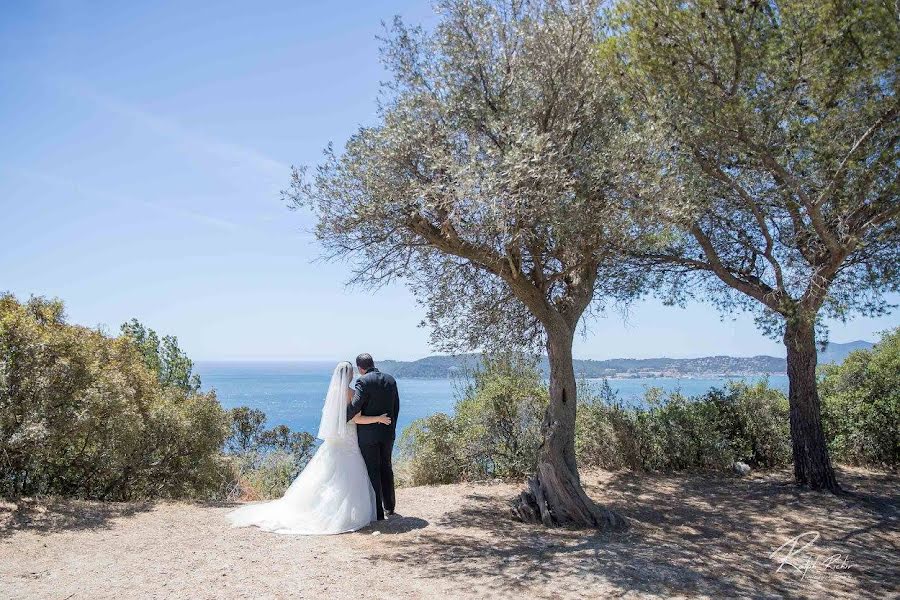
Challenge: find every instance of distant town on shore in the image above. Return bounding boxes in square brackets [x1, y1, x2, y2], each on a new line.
[379, 340, 874, 379]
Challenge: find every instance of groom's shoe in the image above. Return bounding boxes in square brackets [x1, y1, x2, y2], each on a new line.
[385, 510, 395, 517]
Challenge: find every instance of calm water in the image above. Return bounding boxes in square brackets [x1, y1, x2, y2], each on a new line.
[196, 361, 789, 436]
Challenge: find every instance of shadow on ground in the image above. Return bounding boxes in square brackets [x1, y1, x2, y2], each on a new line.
[0, 498, 155, 541]
[0, 497, 252, 541]
[360, 514, 430, 535]
[373, 467, 899, 599]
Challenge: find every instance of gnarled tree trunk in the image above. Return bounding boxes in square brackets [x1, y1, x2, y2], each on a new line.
[512, 322, 627, 530]
[784, 319, 840, 493]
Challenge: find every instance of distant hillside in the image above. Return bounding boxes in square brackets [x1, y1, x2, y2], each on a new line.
[818, 340, 875, 364]
[380, 354, 481, 378]
[379, 340, 874, 378]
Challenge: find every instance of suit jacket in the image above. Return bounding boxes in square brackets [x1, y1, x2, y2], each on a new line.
[346, 368, 400, 444]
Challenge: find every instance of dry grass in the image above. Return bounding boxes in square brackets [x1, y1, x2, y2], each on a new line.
[1, 466, 897, 599]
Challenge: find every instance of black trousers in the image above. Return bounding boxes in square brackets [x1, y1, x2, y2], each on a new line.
[358, 439, 395, 520]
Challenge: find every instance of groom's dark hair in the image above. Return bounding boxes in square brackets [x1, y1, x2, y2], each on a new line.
[356, 353, 375, 371]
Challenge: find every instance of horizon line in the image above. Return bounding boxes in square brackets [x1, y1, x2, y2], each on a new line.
[192, 340, 872, 364]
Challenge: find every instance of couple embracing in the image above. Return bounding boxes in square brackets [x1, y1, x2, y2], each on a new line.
[228, 353, 399, 534]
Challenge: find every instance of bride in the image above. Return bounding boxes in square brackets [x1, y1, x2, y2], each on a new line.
[227, 361, 390, 534]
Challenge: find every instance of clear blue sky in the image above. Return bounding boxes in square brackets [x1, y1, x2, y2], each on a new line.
[1, 1, 895, 361]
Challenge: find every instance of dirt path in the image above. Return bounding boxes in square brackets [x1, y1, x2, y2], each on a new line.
[2, 467, 897, 599]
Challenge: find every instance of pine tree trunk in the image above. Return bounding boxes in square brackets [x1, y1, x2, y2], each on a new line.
[511, 322, 627, 530]
[784, 319, 840, 493]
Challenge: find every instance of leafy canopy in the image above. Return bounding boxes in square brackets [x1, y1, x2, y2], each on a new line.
[607, 0, 899, 338]
[291, 0, 645, 352]
[121, 318, 201, 393]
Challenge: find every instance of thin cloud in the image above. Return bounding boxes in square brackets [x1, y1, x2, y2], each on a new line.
[139, 200, 241, 232]
[50, 77, 292, 179]
[7, 166, 242, 233]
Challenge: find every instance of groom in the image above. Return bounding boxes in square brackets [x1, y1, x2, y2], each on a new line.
[346, 353, 399, 520]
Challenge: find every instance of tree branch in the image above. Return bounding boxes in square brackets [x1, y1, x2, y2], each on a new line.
[690, 224, 782, 311]
[407, 211, 553, 322]
[690, 146, 785, 291]
[745, 135, 843, 256]
[818, 105, 899, 206]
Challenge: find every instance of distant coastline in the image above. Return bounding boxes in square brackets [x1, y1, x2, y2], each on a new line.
[379, 340, 873, 379]
[193, 340, 873, 380]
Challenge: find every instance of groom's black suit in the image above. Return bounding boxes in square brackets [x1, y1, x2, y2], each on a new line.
[346, 367, 399, 520]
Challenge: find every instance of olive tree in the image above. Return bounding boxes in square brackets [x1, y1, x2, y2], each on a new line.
[291, 0, 639, 528]
[609, 0, 898, 491]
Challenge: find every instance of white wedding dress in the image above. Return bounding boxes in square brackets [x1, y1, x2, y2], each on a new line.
[227, 362, 376, 535]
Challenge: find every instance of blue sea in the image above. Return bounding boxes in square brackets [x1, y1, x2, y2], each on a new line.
[195, 361, 789, 436]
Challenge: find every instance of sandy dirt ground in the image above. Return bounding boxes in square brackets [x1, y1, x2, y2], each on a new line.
[1, 467, 897, 599]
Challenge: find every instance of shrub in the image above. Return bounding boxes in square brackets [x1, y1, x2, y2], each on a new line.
[397, 413, 462, 486]
[820, 329, 899, 468]
[576, 380, 791, 472]
[0, 294, 321, 501]
[705, 380, 791, 468]
[398, 354, 796, 485]
[575, 379, 638, 470]
[0, 294, 230, 500]
[453, 356, 547, 480]
[223, 407, 316, 500]
[227, 406, 270, 453]
[636, 389, 732, 471]
[398, 354, 546, 486]
[226, 450, 301, 501]
[121, 318, 201, 393]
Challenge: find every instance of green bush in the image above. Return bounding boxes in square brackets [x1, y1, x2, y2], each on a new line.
[121, 318, 201, 393]
[820, 329, 899, 468]
[706, 380, 792, 468]
[399, 355, 546, 486]
[575, 379, 638, 470]
[0, 294, 230, 500]
[399, 355, 796, 485]
[223, 407, 316, 500]
[576, 380, 791, 472]
[227, 450, 302, 501]
[453, 356, 547, 480]
[615, 389, 733, 471]
[397, 413, 462, 486]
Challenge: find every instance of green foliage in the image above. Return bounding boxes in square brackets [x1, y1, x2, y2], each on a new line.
[226, 406, 269, 453]
[0, 294, 229, 500]
[398, 413, 462, 486]
[399, 355, 547, 486]
[453, 356, 547, 480]
[400, 356, 797, 484]
[820, 328, 900, 468]
[576, 381, 792, 472]
[575, 379, 637, 471]
[0, 294, 319, 501]
[121, 318, 201, 393]
[608, 0, 899, 336]
[705, 382, 793, 468]
[228, 450, 301, 501]
[224, 407, 317, 500]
